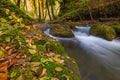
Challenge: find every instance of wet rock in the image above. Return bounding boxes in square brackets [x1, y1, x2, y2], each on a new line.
[90, 23, 116, 40]
[51, 24, 74, 38]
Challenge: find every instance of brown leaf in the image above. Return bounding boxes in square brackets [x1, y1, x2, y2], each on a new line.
[0, 73, 9, 80]
[29, 38, 34, 45]
[51, 78, 59, 80]
[7, 48, 13, 55]
[0, 66, 7, 73]
[8, 58, 18, 68]
[39, 68, 47, 78]
[63, 75, 69, 80]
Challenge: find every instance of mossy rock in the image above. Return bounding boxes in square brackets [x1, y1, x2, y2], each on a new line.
[90, 23, 116, 40]
[51, 24, 74, 38]
[112, 23, 120, 35]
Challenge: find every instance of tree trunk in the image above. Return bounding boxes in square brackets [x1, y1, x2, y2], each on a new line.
[87, 6, 94, 21]
[17, 0, 21, 8]
[33, 0, 37, 16]
[38, 0, 41, 22]
[50, 0, 56, 20]
[46, 1, 52, 21]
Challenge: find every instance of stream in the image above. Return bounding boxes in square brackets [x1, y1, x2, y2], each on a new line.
[44, 26, 120, 80]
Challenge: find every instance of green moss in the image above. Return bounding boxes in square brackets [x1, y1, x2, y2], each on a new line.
[90, 23, 116, 40]
[112, 24, 120, 34]
[51, 25, 74, 38]
[46, 41, 65, 55]
[23, 70, 34, 80]
[9, 66, 23, 79]
[30, 54, 42, 62]
[44, 61, 79, 80]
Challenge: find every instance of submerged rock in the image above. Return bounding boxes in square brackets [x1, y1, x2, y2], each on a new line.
[51, 24, 74, 38]
[90, 23, 116, 40]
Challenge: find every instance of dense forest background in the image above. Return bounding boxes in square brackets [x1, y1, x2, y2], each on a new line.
[1, 0, 120, 22]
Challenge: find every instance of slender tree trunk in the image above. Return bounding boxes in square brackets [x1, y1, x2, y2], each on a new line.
[38, 0, 41, 22]
[50, 0, 56, 20]
[33, 0, 37, 16]
[87, 6, 94, 21]
[24, 0, 28, 12]
[46, 1, 52, 21]
[17, 0, 21, 8]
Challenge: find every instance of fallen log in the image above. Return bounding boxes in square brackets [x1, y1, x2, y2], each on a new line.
[99, 18, 120, 22]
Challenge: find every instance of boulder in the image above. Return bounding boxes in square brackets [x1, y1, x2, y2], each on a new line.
[112, 24, 120, 35]
[90, 23, 116, 40]
[51, 24, 74, 38]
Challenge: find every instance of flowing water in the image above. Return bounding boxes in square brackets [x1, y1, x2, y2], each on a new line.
[44, 26, 120, 80]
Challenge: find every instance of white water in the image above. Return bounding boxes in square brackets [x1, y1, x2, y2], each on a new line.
[44, 26, 120, 80]
[73, 26, 120, 72]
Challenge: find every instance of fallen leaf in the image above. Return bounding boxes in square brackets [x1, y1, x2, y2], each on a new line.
[7, 48, 13, 55]
[55, 67, 63, 72]
[28, 49, 36, 54]
[53, 56, 64, 64]
[0, 73, 9, 80]
[51, 77, 59, 80]
[39, 68, 47, 78]
[62, 75, 69, 80]
[0, 66, 7, 72]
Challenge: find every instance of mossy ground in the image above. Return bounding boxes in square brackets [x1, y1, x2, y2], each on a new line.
[0, 1, 80, 80]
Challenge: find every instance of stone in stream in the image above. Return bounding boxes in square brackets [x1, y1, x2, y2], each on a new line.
[112, 22, 120, 35]
[90, 23, 116, 40]
[50, 24, 74, 38]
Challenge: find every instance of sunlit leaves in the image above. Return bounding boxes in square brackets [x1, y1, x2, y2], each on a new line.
[5, 9, 10, 15]
[55, 67, 63, 72]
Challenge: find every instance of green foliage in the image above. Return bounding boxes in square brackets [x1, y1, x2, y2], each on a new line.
[0, 0, 32, 24]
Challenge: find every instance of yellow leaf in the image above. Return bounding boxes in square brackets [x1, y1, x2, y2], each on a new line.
[40, 68, 47, 78]
[29, 49, 36, 54]
[53, 56, 64, 64]
[55, 67, 63, 72]
[62, 75, 69, 80]
[8, 16, 13, 19]
[5, 9, 9, 14]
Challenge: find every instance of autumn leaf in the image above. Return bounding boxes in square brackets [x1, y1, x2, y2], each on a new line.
[51, 77, 59, 80]
[0, 62, 8, 72]
[62, 75, 69, 80]
[55, 67, 63, 72]
[5, 9, 9, 14]
[8, 16, 13, 19]
[53, 56, 64, 64]
[0, 73, 9, 80]
[29, 49, 36, 54]
[39, 68, 47, 78]
[7, 48, 13, 55]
